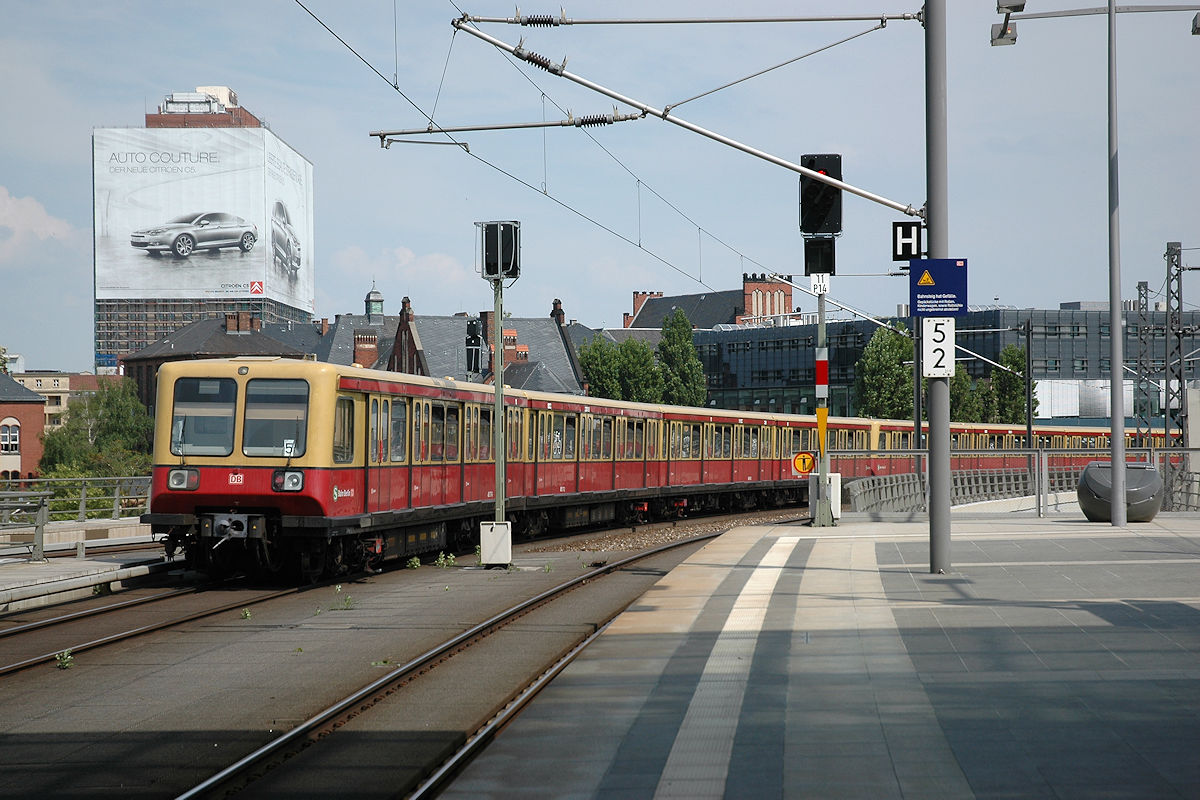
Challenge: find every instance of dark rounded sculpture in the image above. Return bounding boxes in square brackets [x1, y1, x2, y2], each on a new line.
[1077, 461, 1163, 522]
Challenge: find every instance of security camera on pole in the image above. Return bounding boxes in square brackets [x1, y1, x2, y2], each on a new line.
[800, 153, 841, 527]
[477, 220, 520, 567]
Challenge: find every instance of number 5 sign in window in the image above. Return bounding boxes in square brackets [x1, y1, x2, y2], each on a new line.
[922, 317, 955, 378]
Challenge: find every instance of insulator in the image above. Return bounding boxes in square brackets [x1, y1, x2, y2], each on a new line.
[574, 114, 613, 127]
[522, 50, 560, 74]
[520, 14, 560, 26]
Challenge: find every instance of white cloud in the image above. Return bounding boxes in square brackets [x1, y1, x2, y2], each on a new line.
[0, 186, 77, 264]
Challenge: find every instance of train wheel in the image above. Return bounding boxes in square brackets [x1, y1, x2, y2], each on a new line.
[294, 541, 327, 584]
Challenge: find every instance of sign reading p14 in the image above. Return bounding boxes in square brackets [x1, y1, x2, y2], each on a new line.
[922, 318, 956, 378]
[909, 258, 967, 317]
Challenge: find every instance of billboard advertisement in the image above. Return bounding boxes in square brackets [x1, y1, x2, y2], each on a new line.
[93, 127, 314, 314]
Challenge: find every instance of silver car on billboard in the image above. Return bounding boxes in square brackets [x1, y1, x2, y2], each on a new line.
[131, 212, 258, 258]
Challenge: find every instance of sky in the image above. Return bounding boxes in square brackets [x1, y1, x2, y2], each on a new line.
[1, 1, 1197, 372]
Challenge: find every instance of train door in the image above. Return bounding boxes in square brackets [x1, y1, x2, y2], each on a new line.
[367, 395, 392, 511]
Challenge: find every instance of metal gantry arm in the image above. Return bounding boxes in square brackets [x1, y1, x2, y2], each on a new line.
[464, 12, 923, 25]
[450, 18, 924, 220]
[369, 109, 643, 148]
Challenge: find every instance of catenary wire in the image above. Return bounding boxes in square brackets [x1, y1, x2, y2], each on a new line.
[295, 0, 714, 288]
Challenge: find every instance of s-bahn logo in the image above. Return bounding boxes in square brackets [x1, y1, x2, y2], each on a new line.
[333, 485, 355, 502]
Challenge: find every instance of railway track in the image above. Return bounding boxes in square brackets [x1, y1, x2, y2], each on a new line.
[0, 582, 297, 676]
[176, 528, 728, 798]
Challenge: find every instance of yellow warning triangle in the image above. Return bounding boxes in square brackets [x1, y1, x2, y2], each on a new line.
[917, 270, 935, 286]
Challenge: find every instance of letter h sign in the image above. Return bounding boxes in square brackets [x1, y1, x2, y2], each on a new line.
[892, 221, 923, 262]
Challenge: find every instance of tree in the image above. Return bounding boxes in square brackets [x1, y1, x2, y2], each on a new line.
[40, 379, 154, 476]
[993, 343, 1036, 424]
[948, 364, 978, 422]
[656, 309, 707, 407]
[0, 344, 8, 374]
[616, 338, 663, 403]
[578, 335, 621, 400]
[853, 326, 913, 419]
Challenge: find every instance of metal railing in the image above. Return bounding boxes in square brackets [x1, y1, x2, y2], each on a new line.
[838, 448, 1199, 516]
[0, 491, 51, 560]
[0, 476, 151, 524]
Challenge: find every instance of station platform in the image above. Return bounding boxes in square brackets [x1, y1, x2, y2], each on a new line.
[444, 514, 1200, 799]
[0, 542, 174, 612]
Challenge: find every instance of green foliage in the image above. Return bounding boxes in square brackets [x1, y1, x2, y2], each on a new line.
[405, 556, 421, 569]
[656, 309, 707, 407]
[853, 326, 914, 419]
[55, 649, 74, 669]
[435, 551, 456, 569]
[578, 335, 622, 400]
[616, 338, 663, 403]
[40, 379, 153, 476]
[994, 343, 1036, 424]
[0, 344, 8, 374]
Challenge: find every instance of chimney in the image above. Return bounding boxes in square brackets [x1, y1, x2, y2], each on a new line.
[550, 298, 566, 326]
[238, 311, 252, 331]
[353, 329, 379, 368]
[224, 313, 238, 331]
[319, 318, 329, 336]
[631, 290, 662, 322]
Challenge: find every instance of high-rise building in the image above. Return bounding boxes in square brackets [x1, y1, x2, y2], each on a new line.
[92, 87, 314, 372]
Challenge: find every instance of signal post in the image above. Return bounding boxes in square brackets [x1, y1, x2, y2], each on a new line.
[477, 220, 520, 567]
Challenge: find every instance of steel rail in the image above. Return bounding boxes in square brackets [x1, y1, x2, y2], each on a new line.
[0, 588, 297, 677]
[175, 529, 724, 800]
[0, 586, 196, 638]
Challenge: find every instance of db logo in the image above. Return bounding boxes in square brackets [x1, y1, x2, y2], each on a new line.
[249, 281, 264, 295]
[228, 473, 245, 485]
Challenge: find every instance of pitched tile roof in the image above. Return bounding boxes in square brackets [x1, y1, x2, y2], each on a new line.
[629, 289, 743, 329]
[0, 374, 46, 404]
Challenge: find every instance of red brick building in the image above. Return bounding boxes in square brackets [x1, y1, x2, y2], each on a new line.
[0, 374, 47, 481]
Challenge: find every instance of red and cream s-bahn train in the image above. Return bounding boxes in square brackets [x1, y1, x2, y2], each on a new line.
[142, 357, 1126, 580]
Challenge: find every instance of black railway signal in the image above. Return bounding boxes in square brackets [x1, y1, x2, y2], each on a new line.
[799, 153, 842, 235]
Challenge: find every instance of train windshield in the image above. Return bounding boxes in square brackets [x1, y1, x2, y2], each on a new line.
[243, 379, 309, 457]
[171, 378, 237, 456]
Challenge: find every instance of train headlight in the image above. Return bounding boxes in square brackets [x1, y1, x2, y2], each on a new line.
[167, 468, 200, 491]
[272, 469, 304, 492]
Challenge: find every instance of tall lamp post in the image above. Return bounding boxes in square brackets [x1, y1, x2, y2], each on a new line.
[992, 1, 1200, 525]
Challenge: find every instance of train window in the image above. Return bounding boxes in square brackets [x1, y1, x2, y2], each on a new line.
[602, 417, 613, 459]
[670, 424, 681, 459]
[479, 407, 491, 460]
[444, 405, 460, 462]
[414, 402, 427, 462]
[333, 396, 354, 464]
[430, 404, 446, 462]
[647, 420, 659, 460]
[369, 399, 379, 463]
[381, 400, 390, 462]
[632, 420, 644, 458]
[525, 410, 536, 460]
[390, 401, 407, 462]
[172, 377, 237, 456]
[721, 426, 732, 458]
[564, 415, 577, 459]
[509, 408, 523, 461]
[551, 414, 564, 459]
[243, 379, 309, 458]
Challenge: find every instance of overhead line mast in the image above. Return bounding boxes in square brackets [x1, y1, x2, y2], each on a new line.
[449, 17, 924, 221]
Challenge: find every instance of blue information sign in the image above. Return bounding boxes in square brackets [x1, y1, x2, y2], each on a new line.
[909, 258, 968, 317]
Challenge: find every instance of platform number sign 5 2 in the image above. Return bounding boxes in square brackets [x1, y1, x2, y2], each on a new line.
[922, 317, 955, 378]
